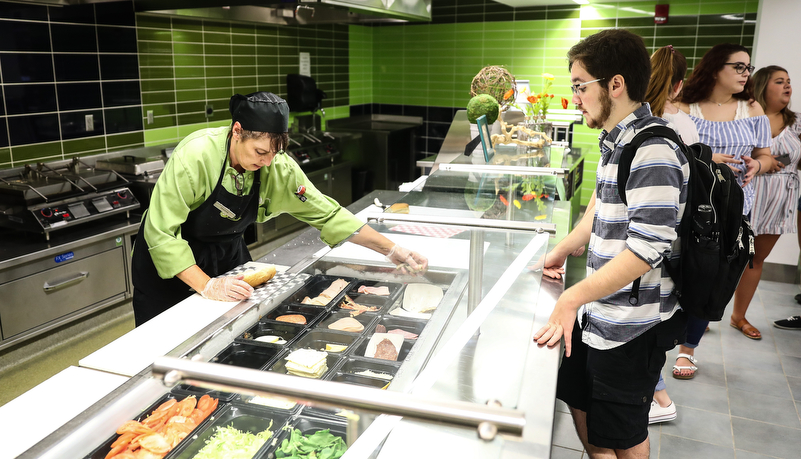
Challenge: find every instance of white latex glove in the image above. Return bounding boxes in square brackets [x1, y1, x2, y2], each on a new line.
[386, 245, 429, 274]
[201, 275, 253, 301]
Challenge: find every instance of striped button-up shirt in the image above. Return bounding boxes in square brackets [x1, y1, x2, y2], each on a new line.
[581, 103, 689, 350]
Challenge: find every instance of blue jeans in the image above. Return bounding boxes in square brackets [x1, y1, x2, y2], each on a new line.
[683, 314, 709, 348]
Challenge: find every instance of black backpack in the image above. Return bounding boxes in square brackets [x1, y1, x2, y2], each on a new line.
[617, 125, 755, 321]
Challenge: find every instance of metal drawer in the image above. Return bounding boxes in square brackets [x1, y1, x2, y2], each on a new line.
[0, 246, 127, 339]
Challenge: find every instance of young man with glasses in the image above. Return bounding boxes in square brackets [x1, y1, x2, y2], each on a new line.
[534, 29, 689, 458]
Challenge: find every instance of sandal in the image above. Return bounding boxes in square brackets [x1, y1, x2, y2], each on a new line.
[672, 353, 698, 380]
[730, 317, 762, 340]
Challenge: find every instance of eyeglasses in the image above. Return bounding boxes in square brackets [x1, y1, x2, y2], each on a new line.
[725, 62, 755, 74]
[571, 78, 605, 95]
[233, 172, 244, 196]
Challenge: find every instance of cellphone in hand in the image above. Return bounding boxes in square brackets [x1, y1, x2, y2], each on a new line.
[776, 153, 791, 165]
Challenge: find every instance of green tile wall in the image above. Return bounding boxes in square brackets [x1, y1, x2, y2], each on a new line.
[352, 0, 759, 206]
[138, 16, 352, 146]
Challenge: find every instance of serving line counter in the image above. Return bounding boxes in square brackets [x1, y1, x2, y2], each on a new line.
[9, 182, 568, 459]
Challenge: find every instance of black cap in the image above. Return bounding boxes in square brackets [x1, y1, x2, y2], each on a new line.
[229, 92, 289, 133]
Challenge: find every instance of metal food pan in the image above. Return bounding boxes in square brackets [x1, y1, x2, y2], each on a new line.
[266, 349, 341, 380]
[283, 275, 356, 307]
[237, 321, 305, 347]
[290, 329, 360, 355]
[353, 336, 414, 363]
[261, 304, 328, 327]
[373, 315, 428, 339]
[211, 342, 281, 370]
[316, 310, 378, 334]
[167, 403, 290, 459]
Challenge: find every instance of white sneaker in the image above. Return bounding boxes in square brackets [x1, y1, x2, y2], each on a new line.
[649, 401, 677, 424]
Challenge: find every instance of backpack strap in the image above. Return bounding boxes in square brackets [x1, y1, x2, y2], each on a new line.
[617, 125, 685, 206]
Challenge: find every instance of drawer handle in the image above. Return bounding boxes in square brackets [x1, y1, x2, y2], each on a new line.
[43, 271, 89, 292]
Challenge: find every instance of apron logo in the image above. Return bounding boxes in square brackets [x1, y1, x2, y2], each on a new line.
[213, 201, 242, 221]
[295, 185, 307, 202]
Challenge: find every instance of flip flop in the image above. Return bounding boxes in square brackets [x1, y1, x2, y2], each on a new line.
[730, 317, 762, 340]
[672, 353, 698, 380]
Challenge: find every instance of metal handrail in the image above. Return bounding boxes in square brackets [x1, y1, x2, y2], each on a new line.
[438, 163, 568, 176]
[151, 357, 526, 438]
[366, 213, 557, 234]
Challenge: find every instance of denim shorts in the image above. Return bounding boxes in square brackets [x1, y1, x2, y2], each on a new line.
[556, 311, 687, 450]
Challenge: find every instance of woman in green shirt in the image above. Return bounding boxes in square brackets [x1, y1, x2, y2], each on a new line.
[131, 92, 426, 326]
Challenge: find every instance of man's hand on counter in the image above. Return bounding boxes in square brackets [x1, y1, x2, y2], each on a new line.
[201, 274, 254, 301]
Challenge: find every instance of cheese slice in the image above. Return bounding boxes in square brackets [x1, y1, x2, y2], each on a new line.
[285, 349, 328, 378]
[325, 343, 348, 352]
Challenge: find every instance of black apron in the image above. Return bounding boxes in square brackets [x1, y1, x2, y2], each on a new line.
[132, 149, 261, 326]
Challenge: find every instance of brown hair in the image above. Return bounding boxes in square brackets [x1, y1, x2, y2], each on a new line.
[752, 65, 796, 128]
[645, 45, 687, 117]
[680, 43, 753, 104]
[228, 124, 289, 153]
[567, 29, 651, 102]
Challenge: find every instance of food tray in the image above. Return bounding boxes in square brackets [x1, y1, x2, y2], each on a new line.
[264, 414, 348, 458]
[84, 392, 222, 459]
[283, 275, 356, 307]
[348, 280, 404, 300]
[354, 336, 414, 362]
[316, 310, 378, 334]
[261, 304, 328, 327]
[334, 356, 400, 379]
[331, 292, 392, 314]
[373, 315, 427, 340]
[267, 349, 341, 380]
[331, 372, 392, 389]
[171, 383, 239, 402]
[167, 403, 290, 459]
[239, 394, 302, 416]
[290, 329, 360, 355]
[237, 321, 305, 347]
[211, 342, 281, 370]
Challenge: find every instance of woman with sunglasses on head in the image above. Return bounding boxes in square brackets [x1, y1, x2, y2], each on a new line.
[642, 44, 697, 422]
[744, 66, 801, 330]
[670, 44, 776, 378]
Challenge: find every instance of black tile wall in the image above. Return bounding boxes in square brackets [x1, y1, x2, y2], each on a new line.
[4, 84, 57, 115]
[0, 118, 8, 148]
[60, 109, 103, 140]
[8, 114, 60, 146]
[0, 2, 46, 20]
[57, 83, 102, 111]
[1, 54, 54, 83]
[0, 20, 51, 51]
[54, 54, 100, 81]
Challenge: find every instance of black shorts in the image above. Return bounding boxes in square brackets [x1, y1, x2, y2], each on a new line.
[556, 311, 687, 450]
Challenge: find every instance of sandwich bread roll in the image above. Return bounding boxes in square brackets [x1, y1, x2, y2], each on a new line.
[386, 203, 409, 214]
[242, 265, 277, 287]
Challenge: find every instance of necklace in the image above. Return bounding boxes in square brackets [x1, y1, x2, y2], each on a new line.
[710, 97, 733, 106]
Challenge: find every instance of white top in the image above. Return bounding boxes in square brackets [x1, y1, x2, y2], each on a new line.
[663, 109, 700, 145]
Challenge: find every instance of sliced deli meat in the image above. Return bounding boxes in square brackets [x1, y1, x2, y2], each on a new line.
[357, 285, 390, 296]
[276, 314, 306, 324]
[374, 339, 399, 361]
[328, 317, 364, 332]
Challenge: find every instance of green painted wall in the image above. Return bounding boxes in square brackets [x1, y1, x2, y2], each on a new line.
[350, 0, 759, 206]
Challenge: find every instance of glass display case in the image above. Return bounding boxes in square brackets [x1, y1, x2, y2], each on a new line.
[21, 213, 563, 459]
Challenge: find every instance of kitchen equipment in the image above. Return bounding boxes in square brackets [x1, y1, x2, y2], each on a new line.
[95, 155, 165, 176]
[287, 74, 327, 113]
[0, 158, 140, 240]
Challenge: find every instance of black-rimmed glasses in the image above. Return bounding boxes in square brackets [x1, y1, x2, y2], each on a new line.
[725, 62, 755, 74]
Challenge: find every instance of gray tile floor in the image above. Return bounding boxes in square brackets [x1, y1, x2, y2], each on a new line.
[550, 280, 801, 459]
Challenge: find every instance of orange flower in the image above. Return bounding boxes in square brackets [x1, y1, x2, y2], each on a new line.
[561, 97, 569, 109]
[499, 195, 509, 206]
[522, 194, 535, 201]
[503, 88, 515, 100]
[527, 95, 539, 104]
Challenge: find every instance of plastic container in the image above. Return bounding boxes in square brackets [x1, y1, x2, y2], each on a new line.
[167, 403, 290, 459]
[335, 356, 400, 380]
[331, 292, 389, 314]
[348, 280, 404, 300]
[267, 349, 341, 380]
[171, 383, 239, 402]
[262, 304, 328, 327]
[317, 310, 377, 334]
[211, 342, 281, 370]
[283, 275, 355, 307]
[354, 336, 414, 362]
[374, 315, 427, 339]
[237, 322, 305, 347]
[330, 372, 392, 389]
[266, 414, 348, 458]
[290, 329, 359, 354]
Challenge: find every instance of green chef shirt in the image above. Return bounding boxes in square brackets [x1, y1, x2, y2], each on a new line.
[143, 127, 364, 279]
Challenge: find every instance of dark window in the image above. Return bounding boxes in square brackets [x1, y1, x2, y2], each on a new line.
[4, 84, 57, 115]
[104, 107, 143, 134]
[60, 110, 104, 140]
[100, 55, 139, 80]
[48, 4, 95, 24]
[54, 54, 100, 81]
[97, 26, 138, 53]
[51, 24, 97, 52]
[0, 54, 54, 83]
[0, 20, 51, 51]
[57, 83, 102, 111]
[8, 114, 60, 146]
[102, 81, 141, 107]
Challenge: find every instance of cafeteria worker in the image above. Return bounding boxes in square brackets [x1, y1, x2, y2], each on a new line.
[132, 92, 427, 326]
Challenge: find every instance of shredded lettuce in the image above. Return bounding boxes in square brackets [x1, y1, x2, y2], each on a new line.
[275, 427, 347, 459]
[193, 422, 273, 459]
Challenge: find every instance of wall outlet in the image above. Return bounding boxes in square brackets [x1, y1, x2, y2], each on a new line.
[147, 110, 154, 125]
[205, 104, 213, 118]
[85, 114, 94, 131]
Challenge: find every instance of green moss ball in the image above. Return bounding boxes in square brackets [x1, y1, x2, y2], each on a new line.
[467, 94, 500, 124]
